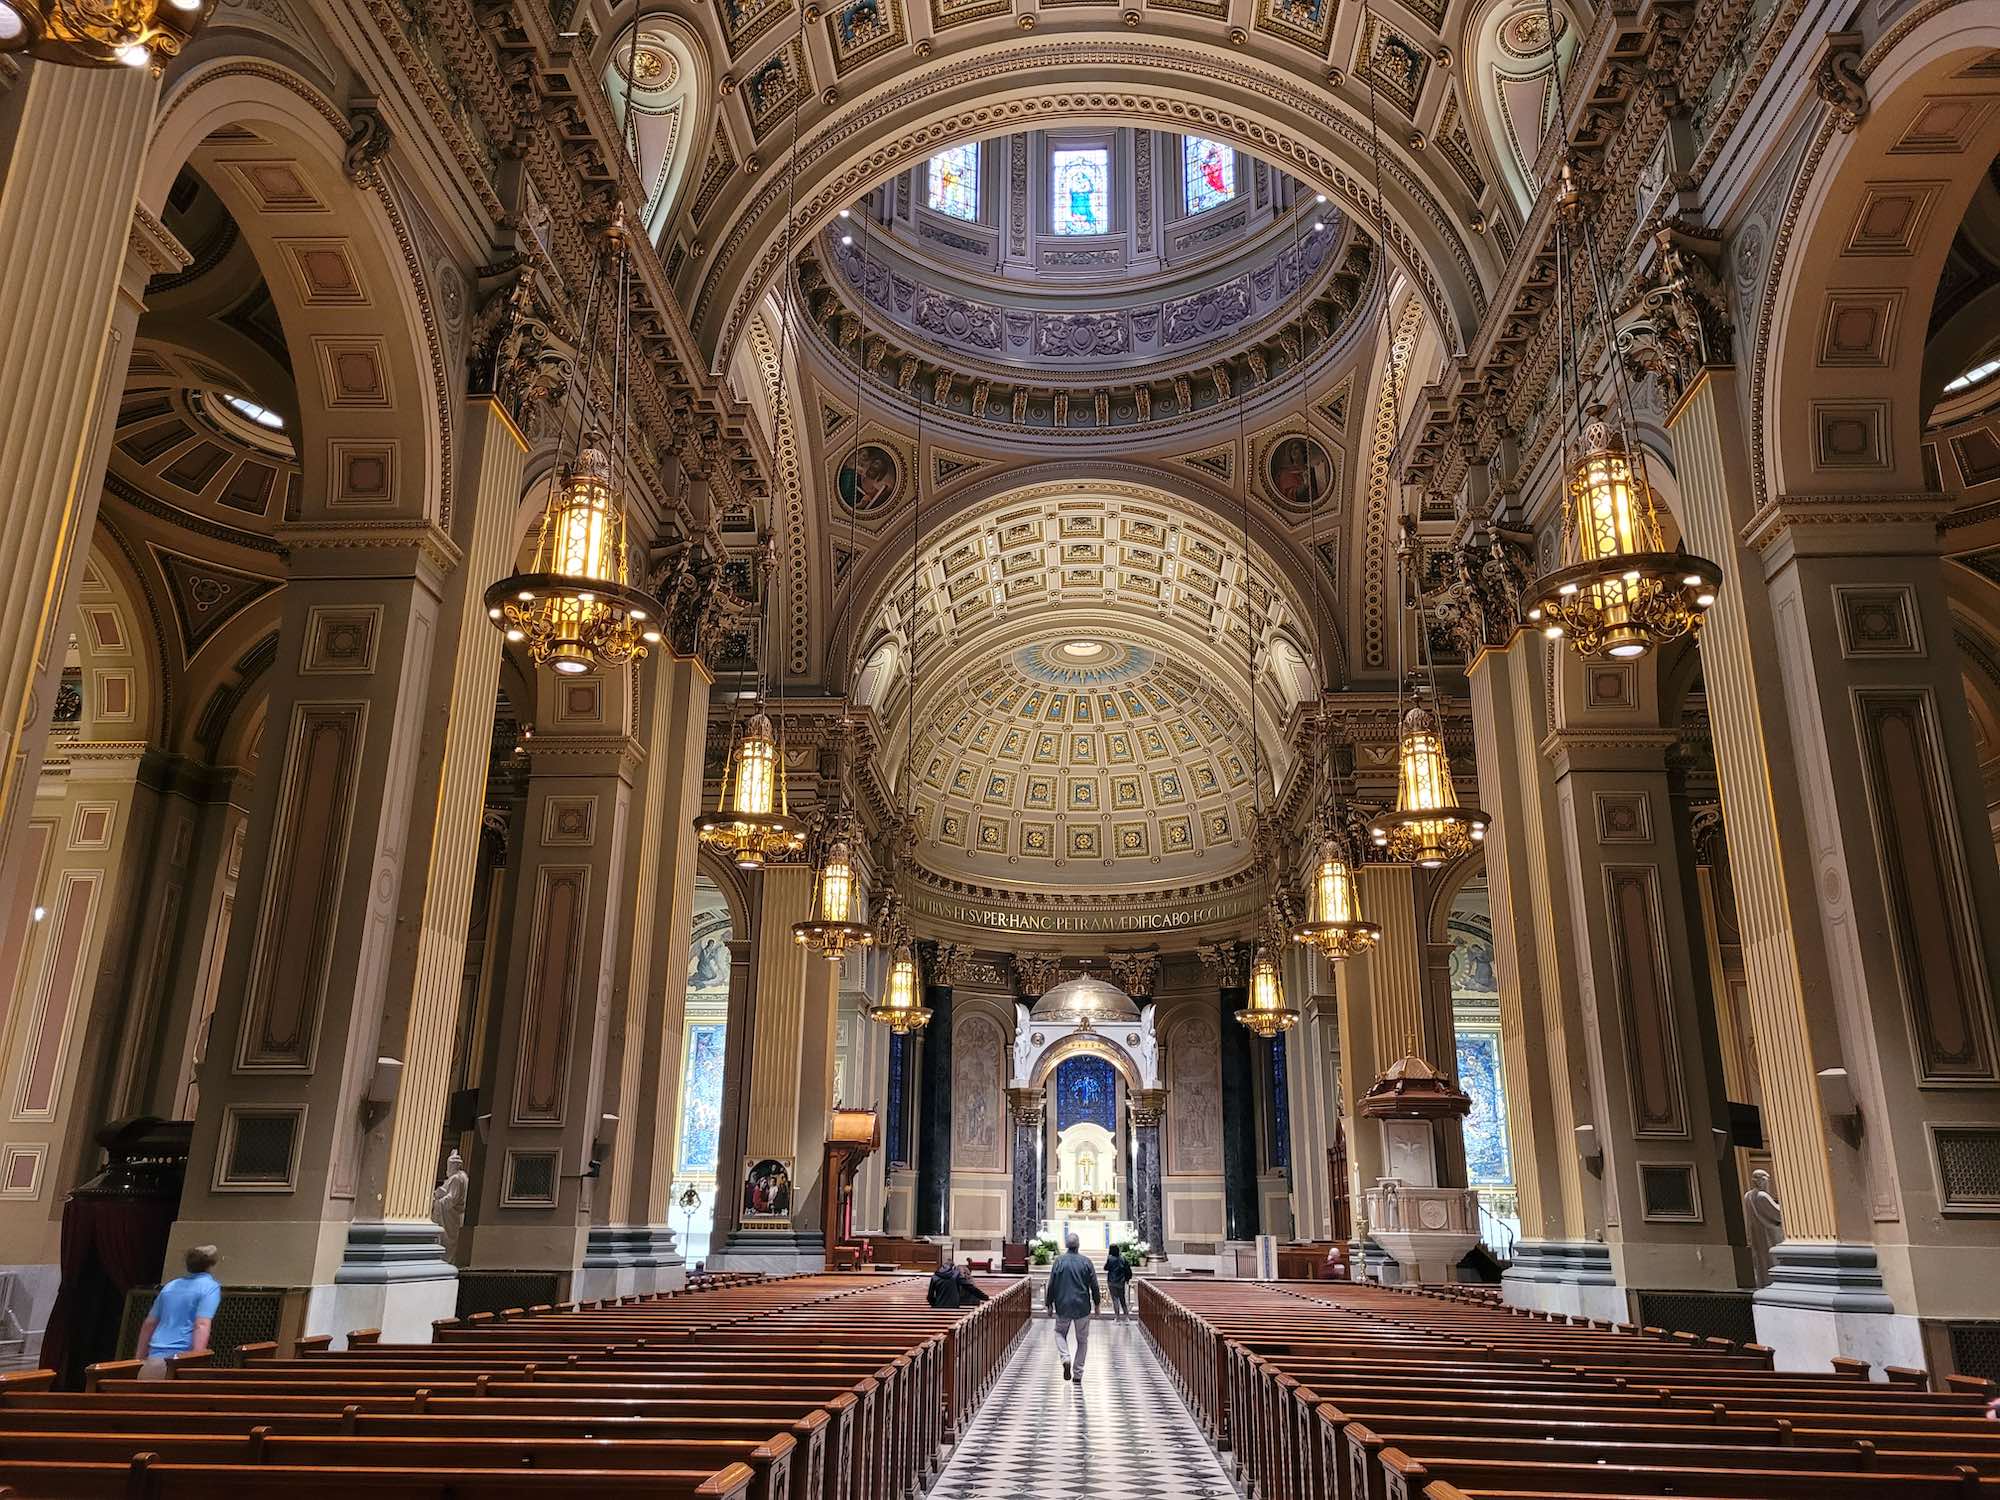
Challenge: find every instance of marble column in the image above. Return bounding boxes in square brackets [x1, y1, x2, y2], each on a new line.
[1214, 957, 1259, 1244]
[1007, 1087, 1045, 1243]
[0, 65, 161, 895]
[706, 935, 756, 1252]
[914, 951, 955, 1239]
[1130, 1088, 1167, 1253]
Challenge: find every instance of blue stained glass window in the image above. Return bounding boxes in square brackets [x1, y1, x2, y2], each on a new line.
[927, 143, 979, 221]
[1051, 147, 1110, 236]
[1269, 1032, 1291, 1171]
[887, 1031, 910, 1166]
[1055, 1055, 1117, 1132]
[676, 1023, 728, 1175]
[1183, 136, 1236, 214]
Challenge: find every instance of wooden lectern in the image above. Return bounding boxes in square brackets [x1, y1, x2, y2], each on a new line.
[821, 1107, 881, 1263]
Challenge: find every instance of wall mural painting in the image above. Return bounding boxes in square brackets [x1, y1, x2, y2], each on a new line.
[836, 443, 900, 516]
[1267, 434, 1335, 511]
[676, 1023, 727, 1176]
[743, 1156, 793, 1218]
[953, 1013, 1004, 1172]
[1055, 1054, 1117, 1133]
[1167, 1015, 1222, 1174]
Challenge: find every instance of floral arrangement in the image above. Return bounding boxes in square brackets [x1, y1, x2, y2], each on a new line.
[1030, 1236, 1059, 1265]
[1110, 1238, 1151, 1266]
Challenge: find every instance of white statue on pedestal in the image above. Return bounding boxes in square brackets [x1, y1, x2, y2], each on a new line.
[1742, 1168, 1783, 1288]
[432, 1148, 469, 1260]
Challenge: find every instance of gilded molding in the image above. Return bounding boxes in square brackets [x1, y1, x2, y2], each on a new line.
[1738, 492, 1954, 557]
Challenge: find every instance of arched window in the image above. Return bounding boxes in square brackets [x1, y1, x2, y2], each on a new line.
[1182, 136, 1236, 214]
[927, 143, 979, 221]
[1051, 146, 1110, 235]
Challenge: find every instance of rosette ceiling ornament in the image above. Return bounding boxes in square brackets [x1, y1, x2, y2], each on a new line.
[0, 0, 211, 71]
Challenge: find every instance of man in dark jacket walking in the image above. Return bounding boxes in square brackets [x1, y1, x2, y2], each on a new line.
[1104, 1245, 1133, 1315]
[1044, 1230, 1100, 1381]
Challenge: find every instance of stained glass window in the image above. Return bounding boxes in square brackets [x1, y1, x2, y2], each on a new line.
[1051, 146, 1110, 236]
[1269, 1032, 1291, 1171]
[1055, 1055, 1117, 1132]
[675, 1023, 728, 1175]
[1183, 136, 1236, 214]
[927, 143, 979, 222]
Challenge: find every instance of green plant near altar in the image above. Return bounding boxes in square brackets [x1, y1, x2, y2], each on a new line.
[1030, 1236, 1058, 1265]
[1056, 1191, 1075, 1210]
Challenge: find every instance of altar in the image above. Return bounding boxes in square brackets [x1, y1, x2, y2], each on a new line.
[1040, 1214, 1137, 1258]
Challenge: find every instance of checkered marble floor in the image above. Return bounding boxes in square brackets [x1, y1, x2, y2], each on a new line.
[928, 1310, 1236, 1500]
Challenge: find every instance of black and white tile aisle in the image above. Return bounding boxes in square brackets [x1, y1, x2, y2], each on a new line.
[928, 1310, 1236, 1500]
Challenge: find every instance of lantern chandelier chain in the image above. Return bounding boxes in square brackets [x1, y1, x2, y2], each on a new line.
[0, 0, 212, 72]
[1232, 294, 1298, 1042]
[695, 0, 808, 872]
[795, 192, 880, 962]
[1520, 0, 1721, 658]
[870, 330, 931, 1034]
[1282, 148, 1380, 966]
[485, 31, 668, 683]
[1353, 14, 1489, 870]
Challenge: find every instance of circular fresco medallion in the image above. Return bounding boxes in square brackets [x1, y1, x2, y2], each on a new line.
[1266, 434, 1335, 511]
[836, 443, 900, 515]
[1498, 7, 1565, 59]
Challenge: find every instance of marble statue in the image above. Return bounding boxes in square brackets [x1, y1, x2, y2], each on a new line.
[1743, 1168, 1783, 1287]
[431, 1148, 469, 1260]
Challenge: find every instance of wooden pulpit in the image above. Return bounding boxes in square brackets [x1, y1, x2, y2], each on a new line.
[821, 1107, 881, 1259]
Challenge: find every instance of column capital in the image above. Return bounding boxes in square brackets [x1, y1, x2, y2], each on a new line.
[1195, 941, 1246, 987]
[277, 519, 464, 587]
[1539, 727, 1680, 777]
[1127, 1088, 1167, 1128]
[1007, 1086, 1047, 1124]
[1740, 491, 1951, 569]
[1105, 949, 1159, 998]
[1013, 953, 1064, 997]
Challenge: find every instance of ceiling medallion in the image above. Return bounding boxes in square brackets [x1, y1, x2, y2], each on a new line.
[0, 0, 213, 71]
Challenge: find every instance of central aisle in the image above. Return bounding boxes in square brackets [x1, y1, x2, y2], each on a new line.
[930, 1308, 1235, 1500]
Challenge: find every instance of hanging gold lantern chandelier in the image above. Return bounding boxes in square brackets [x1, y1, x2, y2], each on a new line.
[1525, 409, 1720, 659]
[793, 836, 873, 960]
[695, 711, 805, 870]
[1235, 942, 1299, 1039]
[1293, 834, 1382, 961]
[1370, 704, 1489, 868]
[868, 939, 933, 1033]
[0, 0, 212, 71]
[486, 446, 664, 675]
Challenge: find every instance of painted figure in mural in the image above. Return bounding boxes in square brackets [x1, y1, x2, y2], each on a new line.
[1743, 1168, 1784, 1287]
[744, 1158, 792, 1217]
[837, 444, 898, 515]
[689, 933, 730, 988]
[1450, 930, 1498, 994]
[431, 1149, 469, 1260]
[1268, 436, 1332, 510]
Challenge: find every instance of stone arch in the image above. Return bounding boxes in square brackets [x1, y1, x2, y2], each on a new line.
[1028, 1032, 1144, 1094]
[688, 42, 1496, 371]
[1757, 11, 2000, 510]
[1424, 849, 1488, 945]
[141, 58, 452, 530]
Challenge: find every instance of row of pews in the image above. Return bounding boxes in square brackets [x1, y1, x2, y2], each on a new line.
[0, 1270, 1028, 1498]
[1140, 1277, 2000, 1500]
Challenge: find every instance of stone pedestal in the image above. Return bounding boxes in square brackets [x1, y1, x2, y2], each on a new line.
[1364, 1180, 1480, 1284]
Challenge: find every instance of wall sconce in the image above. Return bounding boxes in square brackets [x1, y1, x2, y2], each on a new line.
[359, 1056, 402, 1130]
[1818, 1066, 1863, 1143]
[1574, 1122, 1602, 1171]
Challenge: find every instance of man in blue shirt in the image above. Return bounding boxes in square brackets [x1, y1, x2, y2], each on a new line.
[138, 1245, 221, 1365]
[1043, 1231, 1100, 1382]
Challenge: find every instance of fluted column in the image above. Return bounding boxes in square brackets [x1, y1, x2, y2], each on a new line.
[321, 399, 526, 1330]
[591, 651, 713, 1288]
[1007, 1088, 1045, 1243]
[0, 65, 161, 893]
[1130, 1088, 1167, 1253]
[167, 525, 461, 1305]
[465, 701, 639, 1281]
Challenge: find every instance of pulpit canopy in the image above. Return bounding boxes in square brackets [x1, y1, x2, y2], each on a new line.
[1359, 1052, 1472, 1121]
[1029, 975, 1140, 1026]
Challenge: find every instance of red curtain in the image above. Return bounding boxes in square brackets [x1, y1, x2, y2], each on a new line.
[40, 1194, 180, 1388]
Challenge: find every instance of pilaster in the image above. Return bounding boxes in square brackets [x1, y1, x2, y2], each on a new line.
[914, 954, 955, 1240]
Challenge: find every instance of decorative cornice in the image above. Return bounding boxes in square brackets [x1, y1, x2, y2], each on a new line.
[278, 519, 464, 578]
[128, 203, 193, 280]
[1738, 492, 1953, 556]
